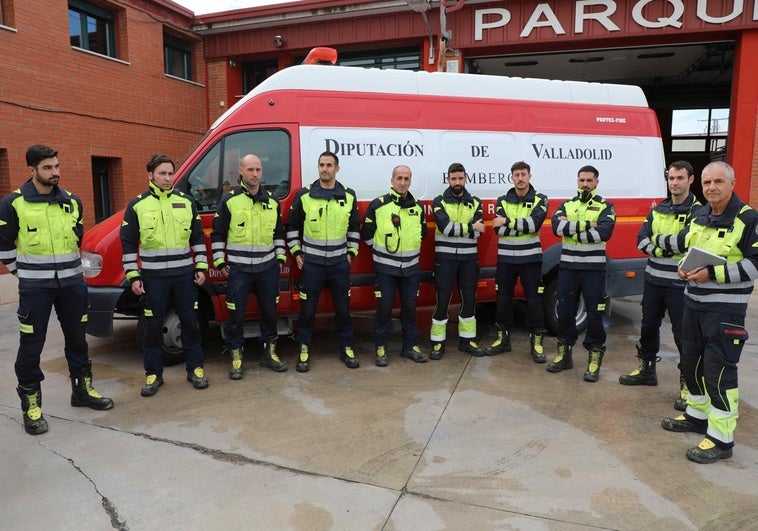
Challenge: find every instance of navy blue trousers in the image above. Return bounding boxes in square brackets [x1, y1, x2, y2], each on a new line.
[373, 271, 420, 349]
[495, 261, 544, 332]
[223, 263, 279, 349]
[141, 274, 204, 376]
[638, 281, 685, 361]
[295, 260, 353, 347]
[15, 281, 89, 385]
[557, 268, 606, 352]
[433, 259, 478, 320]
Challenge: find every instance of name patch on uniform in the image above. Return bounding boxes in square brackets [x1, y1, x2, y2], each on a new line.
[587, 206, 600, 211]
[172, 203, 186, 208]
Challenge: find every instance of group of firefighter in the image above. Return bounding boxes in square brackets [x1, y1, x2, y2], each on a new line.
[2, 144, 757, 465]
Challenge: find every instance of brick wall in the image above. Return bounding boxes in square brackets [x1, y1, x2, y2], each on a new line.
[0, 0, 208, 229]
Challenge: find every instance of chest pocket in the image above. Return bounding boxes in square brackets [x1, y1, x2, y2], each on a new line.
[331, 199, 351, 235]
[229, 208, 252, 241]
[21, 212, 44, 247]
[140, 210, 161, 243]
[402, 208, 422, 250]
[305, 202, 326, 238]
[687, 226, 737, 260]
[254, 203, 277, 245]
[21, 205, 76, 250]
[172, 205, 193, 237]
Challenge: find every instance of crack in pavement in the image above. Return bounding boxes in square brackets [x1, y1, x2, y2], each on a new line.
[51, 449, 129, 530]
[1, 412, 129, 530]
[131, 429, 382, 488]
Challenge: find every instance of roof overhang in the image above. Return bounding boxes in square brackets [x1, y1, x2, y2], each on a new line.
[193, 0, 416, 35]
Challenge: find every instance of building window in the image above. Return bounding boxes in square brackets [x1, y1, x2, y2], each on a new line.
[0, 0, 14, 27]
[337, 49, 421, 71]
[69, 0, 116, 58]
[671, 108, 729, 154]
[164, 33, 193, 81]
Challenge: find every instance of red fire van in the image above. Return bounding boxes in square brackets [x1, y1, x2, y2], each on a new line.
[81, 55, 665, 360]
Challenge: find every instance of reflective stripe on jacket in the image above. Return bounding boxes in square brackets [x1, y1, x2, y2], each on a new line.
[683, 194, 758, 315]
[551, 189, 615, 270]
[121, 181, 207, 281]
[432, 187, 482, 262]
[0, 179, 84, 288]
[494, 185, 548, 264]
[211, 182, 285, 273]
[638, 193, 701, 287]
[285, 180, 360, 266]
[361, 188, 426, 276]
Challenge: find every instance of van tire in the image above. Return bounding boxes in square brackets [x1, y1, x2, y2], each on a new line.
[542, 279, 587, 336]
[137, 309, 186, 366]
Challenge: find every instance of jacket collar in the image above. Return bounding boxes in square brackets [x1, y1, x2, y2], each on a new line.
[702, 193, 742, 227]
[239, 181, 270, 202]
[443, 186, 475, 204]
[505, 184, 536, 203]
[309, 179, 346, 199]
[389, 188, 417, 207]
[149, 180, 174, 198]
[575, 188, 599, 203]
[20, 179, 70, 204]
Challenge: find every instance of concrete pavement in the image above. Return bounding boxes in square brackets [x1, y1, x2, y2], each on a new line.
[1, 283, 757, 530]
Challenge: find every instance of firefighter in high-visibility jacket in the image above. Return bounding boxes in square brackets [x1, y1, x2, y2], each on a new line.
[549, 165, 615, 382]
[361, 164, 428, 366]
[211, 154, 287, 379]
[121, 154, 209, 397]
[286, 151, 361, 372]
[0, 145, 113, 436]
[486, 161, 549, 362]
[620, 160, 701, 411]
[430, 162, 486, 359]
[662, 162, 758, 464]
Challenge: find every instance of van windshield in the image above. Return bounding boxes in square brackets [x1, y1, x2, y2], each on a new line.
[178, 129, 291, 212]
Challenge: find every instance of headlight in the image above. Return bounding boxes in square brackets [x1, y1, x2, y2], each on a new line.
[81, 251, 103, 278]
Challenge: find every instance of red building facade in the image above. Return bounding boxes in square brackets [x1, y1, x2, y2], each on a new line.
[0, 0, 207, 228]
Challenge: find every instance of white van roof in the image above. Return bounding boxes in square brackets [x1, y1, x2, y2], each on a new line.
[213, 64, 649, 130]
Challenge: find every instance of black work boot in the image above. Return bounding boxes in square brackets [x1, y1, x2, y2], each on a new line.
[375, 346, 388, 367]
[296, 343, 310, 373]
[401, 345, 428, 363]
[459, 339, 485, 357]
[430, 341, 446, 360]
[225, 346, 244, 380]
[71, 362, 115, 410]
[340, 346, 360, 369]
[619, 345, 658, 386]
[17, 383, 48, 435]
[485, 326, 511, 356]
[260, 339, 287, 372]
[674, 374, 688, 411]
[686, 438, 733, 464]
[530, 331, 546, 363]
[583, 349, 604, 382]
[619, 357, 657, 386]
[661, 414, 707, 434]
[547, 343, 573, 373]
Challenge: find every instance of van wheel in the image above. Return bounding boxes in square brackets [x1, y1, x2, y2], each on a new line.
[137, 309, 186, 366]
[542, 279, 587, 336]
